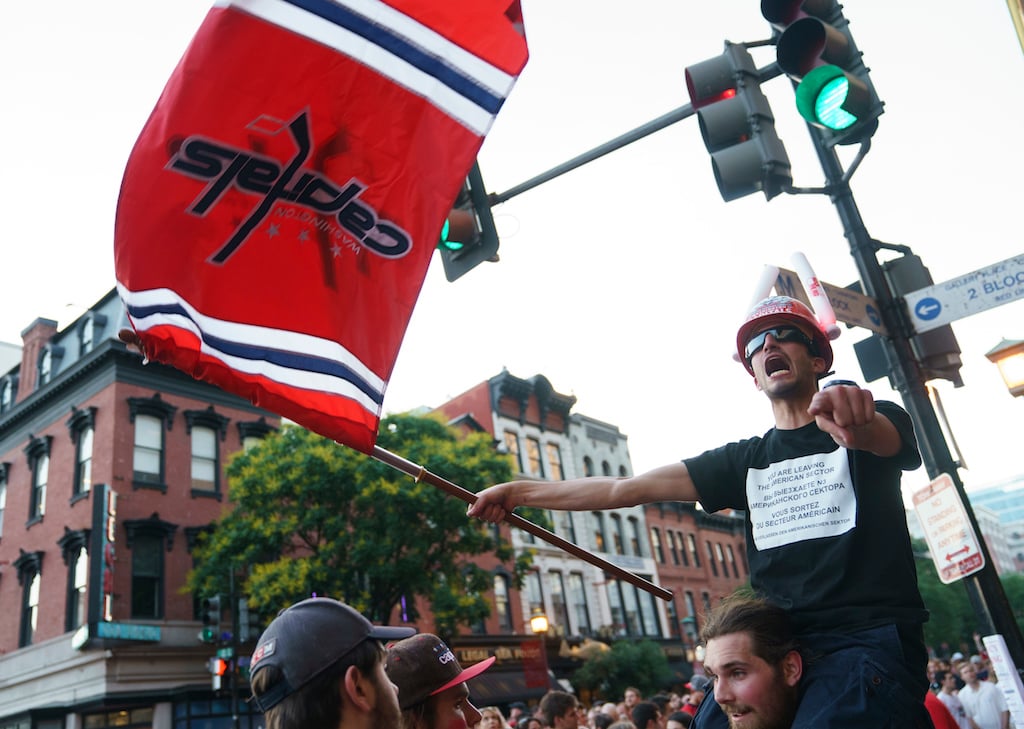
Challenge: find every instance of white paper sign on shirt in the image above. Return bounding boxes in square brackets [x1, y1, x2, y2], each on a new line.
[981, 634, 1024, 729]
[747, 449, 855, 550]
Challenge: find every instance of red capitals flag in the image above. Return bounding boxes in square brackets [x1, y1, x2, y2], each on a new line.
[115, 0, 528, 453]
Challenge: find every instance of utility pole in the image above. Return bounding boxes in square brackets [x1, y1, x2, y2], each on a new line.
[806, 129, 1024, 672]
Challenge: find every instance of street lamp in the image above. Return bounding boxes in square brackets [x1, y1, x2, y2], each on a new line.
[985, 338, 1024, 397]
[530, 609, 549, 635]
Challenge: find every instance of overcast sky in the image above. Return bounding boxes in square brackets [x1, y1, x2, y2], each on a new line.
[3, 1, 1023, 500]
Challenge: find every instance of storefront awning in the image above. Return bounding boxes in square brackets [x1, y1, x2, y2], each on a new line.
[466, 669, 554, 706]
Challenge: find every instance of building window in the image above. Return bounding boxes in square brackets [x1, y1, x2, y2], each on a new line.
[610, 514, 625, 555]
[583, 456, 594, 477]
[190, 427, 218, 493]
[591, 512, 607, 552]
[131, 535, 163, 619]
[0, 463, 8, 539]
[676, 531, 689, 566]
[650, 526, 665, 563]
[124, 516, 178, 620]
[620, 581, 641, 635]
[606, 579, 626, 637]
[548, 570, 570, 634]
[526, 570, 544, 619]
[684, 590, 699, 640]
[185, 407, 229, 498]
[558, 511, 577, 543]
[0, 376, 16, 413]
[606, 579, 657, 637]
[569, 572, 592, 636]
[133, 414, 164, 487]
[727, 544, 740, 578]
[81, 320, 94, 353]
[706, 541, 718, 576]
[716, 542, 729, 576]
[667, 530, 680, 565]
[238, 418, 275, 451]
[546, 443, 564, 480]
[601, 460, 612, 477]
[60, 531, 90, 632]
[15, 550, 44, 647]
[702, 591, 712, 614]
[128, 395, 176, 491]
[70, 547, 89, 630]
[687, 533, 701, 567]
[503, 430, 523, 473]
[79, 312, 106, 355]
[525, 437, 543, 477]
[638, 583, 661, 637]
[38, 349, 52, 387]
[493, 573, 513, 632]
[25, 435, 52, 524]
[67, 406, 98, 499]
[667, 597, 681, 639]
[628, 517, 642, 556]
[60, 529, 91, 630]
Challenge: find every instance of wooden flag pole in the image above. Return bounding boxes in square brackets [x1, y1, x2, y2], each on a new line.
[371, 445, 673, 602]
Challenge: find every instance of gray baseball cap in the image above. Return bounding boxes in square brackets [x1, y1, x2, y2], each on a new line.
[250, 597, 415, 711]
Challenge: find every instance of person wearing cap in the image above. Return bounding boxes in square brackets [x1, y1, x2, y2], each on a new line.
[385, 632, 495, 729]
[681, 676, 710, 718]
[469, 295, 930, 728]
[507, 701, 529, 727]
[249, 596, 416, 729]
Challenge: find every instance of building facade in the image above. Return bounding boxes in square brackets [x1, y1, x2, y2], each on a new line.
[433, 369, 747, 694]
[967, 476, 1024, 573]
[0, 290, 279, 729]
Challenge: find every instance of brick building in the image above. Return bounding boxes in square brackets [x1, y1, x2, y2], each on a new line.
[0, 290, 278, 729]
[433, 369, 747, 694]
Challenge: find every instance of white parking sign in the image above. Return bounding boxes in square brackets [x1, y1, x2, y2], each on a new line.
[912, 474, 985, 584]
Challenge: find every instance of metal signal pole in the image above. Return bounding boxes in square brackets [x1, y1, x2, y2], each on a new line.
[805, 130, 1024, 672]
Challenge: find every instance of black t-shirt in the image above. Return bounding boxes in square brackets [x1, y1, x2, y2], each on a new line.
[685, 400, 928, 634]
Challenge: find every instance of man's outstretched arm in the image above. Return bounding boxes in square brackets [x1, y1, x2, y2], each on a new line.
[467, 461, 699, 523]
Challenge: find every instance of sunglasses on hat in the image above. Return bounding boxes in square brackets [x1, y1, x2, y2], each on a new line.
[744, 325, 814, 362]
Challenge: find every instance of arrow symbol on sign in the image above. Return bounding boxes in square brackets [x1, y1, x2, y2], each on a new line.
[918, 302, 940, 316]
[945, 545, 970, 561]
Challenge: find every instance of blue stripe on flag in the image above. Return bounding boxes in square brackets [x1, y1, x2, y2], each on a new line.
[285, 0, 503, 114]
[127, 301, 384, 406]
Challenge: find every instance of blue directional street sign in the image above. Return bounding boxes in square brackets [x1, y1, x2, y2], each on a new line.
[904, 254, 1024, 333]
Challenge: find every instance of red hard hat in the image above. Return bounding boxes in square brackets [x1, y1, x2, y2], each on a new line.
[736, 295, 833, 375]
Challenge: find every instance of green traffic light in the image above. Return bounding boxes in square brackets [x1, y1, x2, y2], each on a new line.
[438, 219, 465, 252]
[795, 65, 858, 131]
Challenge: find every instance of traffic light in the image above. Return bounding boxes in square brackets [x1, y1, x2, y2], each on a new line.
[208, 656, 229, 691]
[199, 594, 222, 644]
[884, 254, 964, 387]
[237, 597, 251, 642]
[437, 161, 499, 282]
[762, 0, 882, 145]
[685, 42, 792, 202]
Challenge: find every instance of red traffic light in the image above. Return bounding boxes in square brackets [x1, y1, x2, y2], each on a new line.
[208, 657, 229, 676]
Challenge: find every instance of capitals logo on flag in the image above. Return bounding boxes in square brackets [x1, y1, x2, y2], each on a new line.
[114, 0, 528, 452]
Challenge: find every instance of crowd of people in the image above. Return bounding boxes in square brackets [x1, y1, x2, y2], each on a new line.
[482, 683, 707, 729]
[926, 651, 1012, 729]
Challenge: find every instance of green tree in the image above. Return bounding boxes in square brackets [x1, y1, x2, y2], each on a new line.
[913, 538, 978, 651]
[187, 413, 544, 638]
[1000, 572, 1024, 636]
[570, 639, 674, 701]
